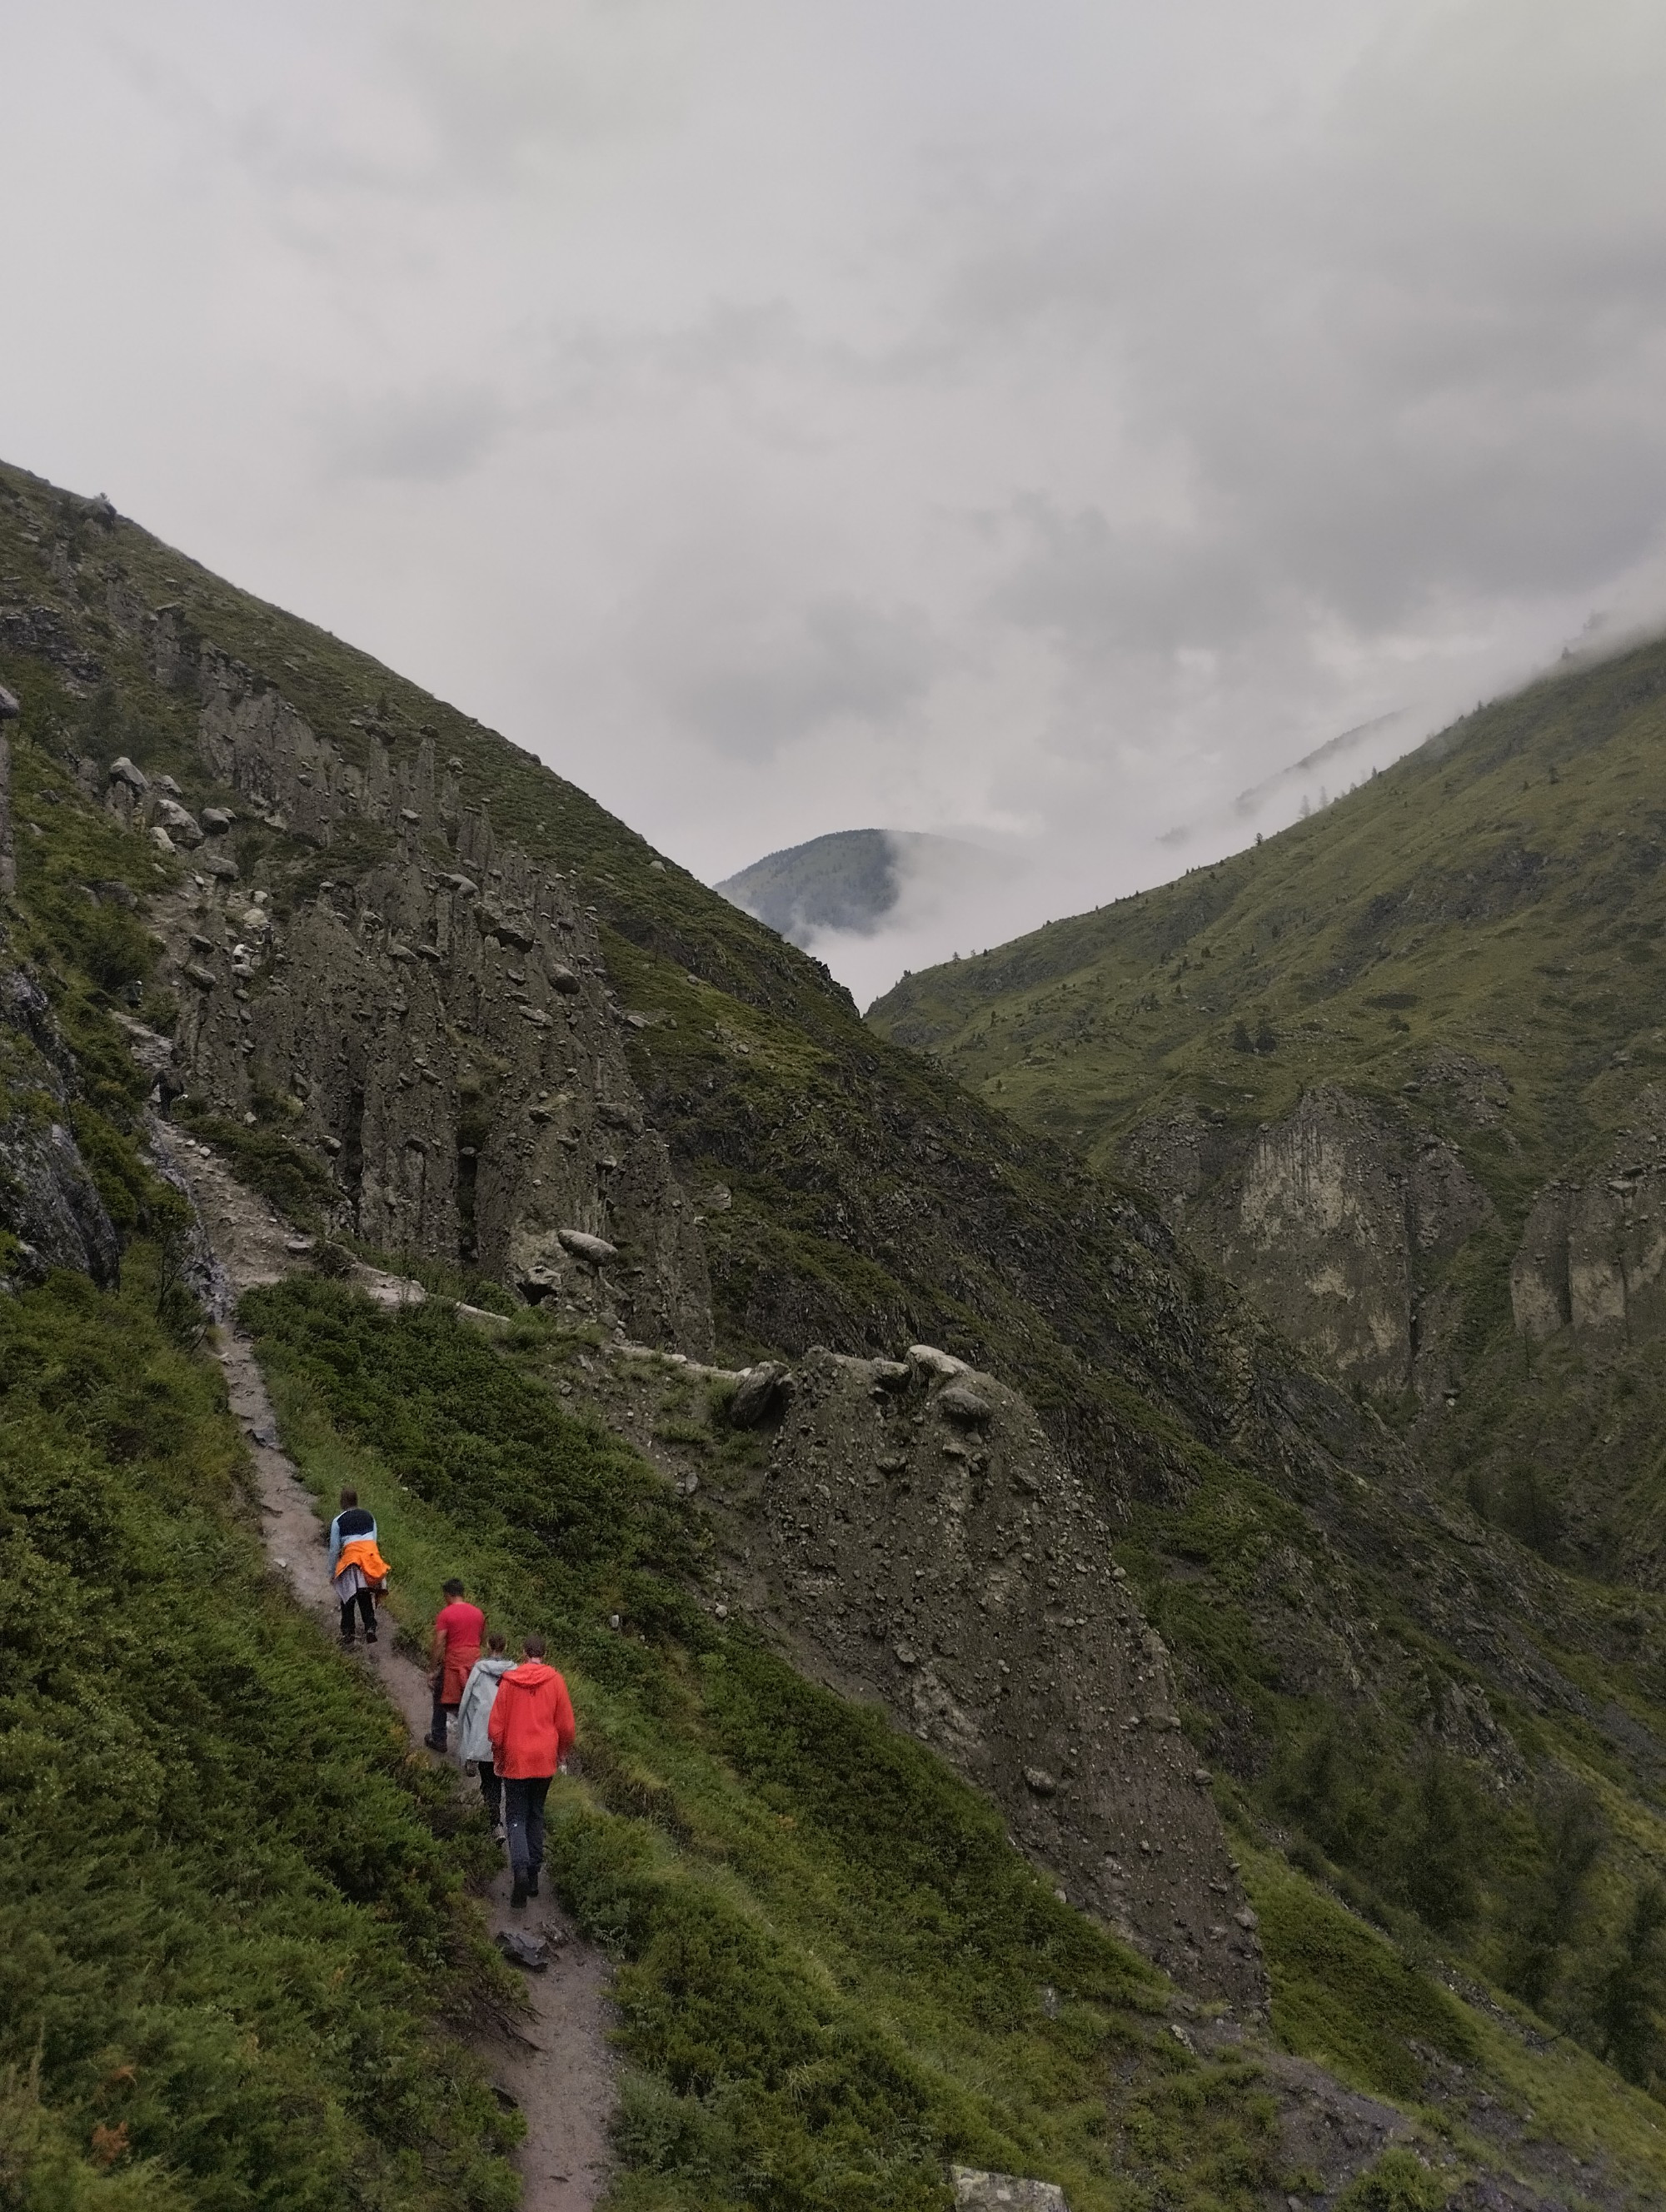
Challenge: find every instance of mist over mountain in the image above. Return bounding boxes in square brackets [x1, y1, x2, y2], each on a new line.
[12, 461, 1666, 2205]
[716, 825, 1012, 959]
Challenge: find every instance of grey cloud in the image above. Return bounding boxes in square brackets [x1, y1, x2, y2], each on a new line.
[11, 2, 1666, 1003]
[666, 598, 944, 759]
[315, 384, 508, 484]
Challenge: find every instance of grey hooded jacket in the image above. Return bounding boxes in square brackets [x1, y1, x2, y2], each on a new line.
[455, 1654, 516, 1766]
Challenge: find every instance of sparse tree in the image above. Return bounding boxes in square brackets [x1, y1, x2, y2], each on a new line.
[1594, 1881, 1666, 2085]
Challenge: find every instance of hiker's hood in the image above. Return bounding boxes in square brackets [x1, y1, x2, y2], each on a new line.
[474, 1656, 516, 1678]
[501, 1661, 558, 1691]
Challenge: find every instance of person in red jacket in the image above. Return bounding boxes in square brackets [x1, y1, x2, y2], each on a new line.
[426, 1578, 485, 1753]
[486, 1634, 576, 1908]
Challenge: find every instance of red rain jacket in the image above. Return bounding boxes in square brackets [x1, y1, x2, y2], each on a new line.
[486, 1660, 576, 1779]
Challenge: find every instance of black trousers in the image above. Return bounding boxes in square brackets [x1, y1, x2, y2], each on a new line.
[339, 1587, 376, 1639]
[504, 1775, 551, 1882]
[477, 1765, 503, 1825]
[429, 1686, 459, 1745]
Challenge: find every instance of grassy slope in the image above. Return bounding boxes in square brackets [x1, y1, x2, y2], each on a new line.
[240, 1280, 1666, 2211]
[242, 1281, 1289, 2212]
[12, 460, 1666, 2184]
[0, 1262, 518, 2212]
[867, 639, 1666, 1550]
[869, 635, 1666, 1168]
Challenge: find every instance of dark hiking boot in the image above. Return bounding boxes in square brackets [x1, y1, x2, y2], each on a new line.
[526, 1871, 540, 1898]
[510, 1878, 528, 1910]
[365, 1632, 377, 1644]
[424, 1734, 446, 1752]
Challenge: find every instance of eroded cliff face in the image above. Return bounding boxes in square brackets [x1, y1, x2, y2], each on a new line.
[97, 605, 712, 1353]
[1122, 1084, 1491, 1399]
[1510, 1086, 1666, 1352]
[614, 1342, 1265, 2010]
[0, 967, 120, 1288]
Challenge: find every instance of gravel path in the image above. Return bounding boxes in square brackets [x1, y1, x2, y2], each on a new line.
[160, 1129, 618, 2212]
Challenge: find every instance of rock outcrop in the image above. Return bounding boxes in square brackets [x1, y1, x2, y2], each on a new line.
[1122, 1085, 1491, 1398]
[0, 968, 120, 1288]
[711, 1344, 1264, 2006]
[1511, 1085, 1666, 1350]
[87, 595, 713, 1352]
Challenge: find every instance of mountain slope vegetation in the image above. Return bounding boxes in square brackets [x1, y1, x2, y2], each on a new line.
[8, 456, 1666, 2203]
[870, 638, 1666, 1567]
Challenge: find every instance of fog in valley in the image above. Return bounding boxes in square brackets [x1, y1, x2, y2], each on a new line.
[7, 2, 1666, 993]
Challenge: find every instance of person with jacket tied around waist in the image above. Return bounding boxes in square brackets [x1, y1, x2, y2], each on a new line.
[426, 1579, 484, 1752]
[327, 1489, 389, 1645]
[486, 1635, 576, 1908]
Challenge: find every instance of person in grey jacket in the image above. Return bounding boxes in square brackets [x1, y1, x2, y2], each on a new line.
[455, 1632, 516, 1836]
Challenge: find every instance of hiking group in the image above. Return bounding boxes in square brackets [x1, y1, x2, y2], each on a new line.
[327, 1492, 576, 1908]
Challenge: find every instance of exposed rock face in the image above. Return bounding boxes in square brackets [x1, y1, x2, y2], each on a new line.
[1512, 1086, 1666, 1349]
[722, 1345, 1263, 2006]
[92, 595, 713, 1353]
[1122, 1086, 1491, 1397]
[0, 969, 120, 1288]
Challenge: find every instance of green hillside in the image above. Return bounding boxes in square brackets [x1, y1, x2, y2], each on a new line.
[13, 457, 1666, 2201]
[870, 638, 1666, 1566]
[870, 636, 1666, 1153]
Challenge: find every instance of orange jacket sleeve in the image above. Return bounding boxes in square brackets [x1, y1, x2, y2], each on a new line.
[487, 1690, 506, 1754]
[553, 1674, 576, 1763]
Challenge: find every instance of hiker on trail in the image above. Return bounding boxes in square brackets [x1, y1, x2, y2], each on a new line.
[328, 1488, 389, 1646]
[456, 1632, 515, 1837]
[486, 1634, 576, 1910]
[426, 1578, 486, 1752]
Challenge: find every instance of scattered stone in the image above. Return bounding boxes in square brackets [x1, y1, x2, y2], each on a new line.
[950, 2171, 1067, 2211]
[182, 964, 217, 991]
[108, 755, 148, 794]
[548, 964, 581, 994]
[1023, 1767, 1059, 1796]
[908, 1343, 969, 1380]
[200, 806, 234, 832]
[729, 1361, 791, 1428]
[155, 797, 202, 845]
[201, 853, 239, 881]
[557, 1228, 617, 1267]
[494, 1930, 549, 1972]
[150, 825, 177, 854]
[937, 1382, 993, 1427]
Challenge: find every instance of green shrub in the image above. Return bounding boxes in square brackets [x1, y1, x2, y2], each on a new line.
[0, 1266, 516, 2212]
[243, 1280, 1290, 2212]
[1334, 2147, 1452, 2212]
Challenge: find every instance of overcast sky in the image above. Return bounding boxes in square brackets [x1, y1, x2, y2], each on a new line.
[5, 1, 1666, 998]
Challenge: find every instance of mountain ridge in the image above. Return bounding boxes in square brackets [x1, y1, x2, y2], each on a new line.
[8, 456, 1666, 2205]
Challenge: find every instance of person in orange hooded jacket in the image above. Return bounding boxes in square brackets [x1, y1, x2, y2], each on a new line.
[486, 1634, 576, 1907]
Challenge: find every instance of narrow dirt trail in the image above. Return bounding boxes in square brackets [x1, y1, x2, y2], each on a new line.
[160, 1129, 617, 2212]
